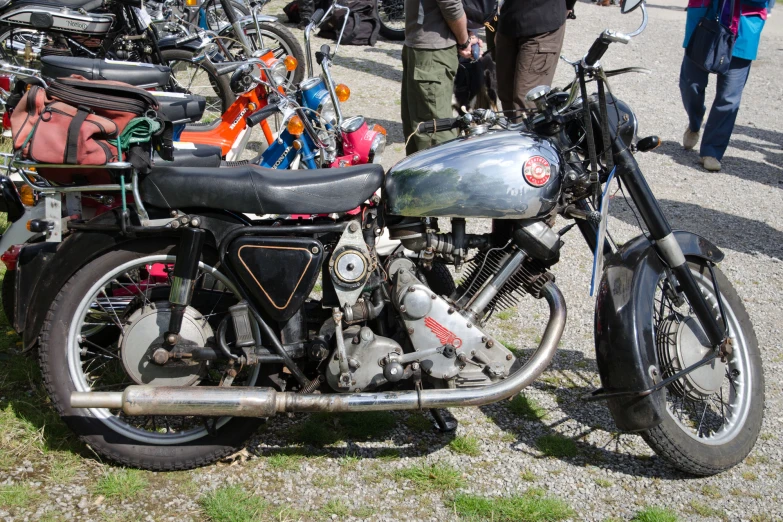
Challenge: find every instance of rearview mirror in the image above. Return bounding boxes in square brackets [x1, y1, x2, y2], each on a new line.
[621, 0, 644, 13]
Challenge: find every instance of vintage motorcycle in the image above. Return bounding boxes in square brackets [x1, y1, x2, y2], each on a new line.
[22, 0, 761, 476]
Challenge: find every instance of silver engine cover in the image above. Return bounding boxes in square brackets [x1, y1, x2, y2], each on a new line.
[0, 6, 114, 35]
[391, 261, 515, 386]
[325, 326, 402, 392]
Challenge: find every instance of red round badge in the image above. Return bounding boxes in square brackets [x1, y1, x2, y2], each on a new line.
[523, 156, 551, 187]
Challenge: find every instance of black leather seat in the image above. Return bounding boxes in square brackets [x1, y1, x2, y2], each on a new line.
[17, 0, 104, 10]
[152, 93, 206, 124]
[152, 143, 223, 168]
[140, 164, 384, 214]
[41, 56, 170, 87]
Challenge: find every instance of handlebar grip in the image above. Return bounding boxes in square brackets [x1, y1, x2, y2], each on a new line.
[246, 104, 280, 127]
[419, 118, 460, 134]
[215, 62, 245, 76]
[583, 35, 610, 67]
[311, 8, 325, 24]
[175, 34, 199, 47]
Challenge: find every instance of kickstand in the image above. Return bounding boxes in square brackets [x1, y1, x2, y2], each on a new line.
[430, 409, 458, 433]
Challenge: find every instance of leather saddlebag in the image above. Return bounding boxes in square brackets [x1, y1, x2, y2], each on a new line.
[11, 76, 158, 165]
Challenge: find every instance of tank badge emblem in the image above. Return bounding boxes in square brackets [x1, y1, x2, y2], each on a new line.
[523, 156, 551, 187]
[424, 317, 463, 348]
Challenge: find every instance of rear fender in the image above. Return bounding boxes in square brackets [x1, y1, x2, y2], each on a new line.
[20, 210, 245, 348]
[594, 231, 723, 432]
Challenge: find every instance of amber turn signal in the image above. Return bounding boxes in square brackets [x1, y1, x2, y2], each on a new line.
[185, 0, 200, 6]
[284, 56, 298, 72]
[19, 184, 35, 206]
[335, 84, 350, 103]
[371, 123, 387, 136]
[287, 115, 305, 136]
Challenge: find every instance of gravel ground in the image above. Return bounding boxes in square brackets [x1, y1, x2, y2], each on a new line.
[1, 1, 782, 521]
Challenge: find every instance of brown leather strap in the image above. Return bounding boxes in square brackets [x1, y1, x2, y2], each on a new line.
[65, 105, 91, 164]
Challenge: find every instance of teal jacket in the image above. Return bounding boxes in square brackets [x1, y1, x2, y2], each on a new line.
[683, 0, 768, 60]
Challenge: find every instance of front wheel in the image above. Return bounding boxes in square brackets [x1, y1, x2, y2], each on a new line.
[642, 259, 764, 475]
[160, 48, 234, 123]
[39, 241, 263, 470]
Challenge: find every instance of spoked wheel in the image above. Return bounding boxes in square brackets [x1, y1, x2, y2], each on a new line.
[39, 242, 263, 470]
[203, 0, 250, 31]
[376, 0, 405, 41]
[160, 48, 233, 123]
[219, 21, 305, 87]
[642, 259, 764, 476]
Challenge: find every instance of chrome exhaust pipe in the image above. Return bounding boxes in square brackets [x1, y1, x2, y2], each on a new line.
[71, 282, 566, 416]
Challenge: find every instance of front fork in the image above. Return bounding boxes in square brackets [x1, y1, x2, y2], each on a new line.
[612, 147, 727, 349]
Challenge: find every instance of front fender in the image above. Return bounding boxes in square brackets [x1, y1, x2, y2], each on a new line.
[594, 231, 723, 432]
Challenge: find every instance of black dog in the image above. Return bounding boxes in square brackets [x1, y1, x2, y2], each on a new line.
[453, 51, 498, 114]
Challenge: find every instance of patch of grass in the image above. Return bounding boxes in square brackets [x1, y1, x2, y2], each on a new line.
[509, 394, 547, 421]
[94, 469, 148, 500]
[338, 452, 362, 469]
[267, 451, 304, 471]
[395, 463, 465, 491]
[199, 486, 267, 522]
[405, 412, 432, 432]
[452, 490, 573, 522]
[321, 499, 350, 517]
[520, 469, 537, 482]
[355, 506, 375, 518]
[595, 478, 612, 488]
[294, 411, 396, 446]
[536, 435, 578, 459]
[312, 475, 339, 488]
[0, 482, 42, 508]
[701, 485, 722, 499]
[449, 435, 481, 456]
[377, 448, 400, 460]
[499, 340, 523, 357]
[631, 506, 679, 522]
[745, 455, 769, 466]
[742, 471, 758, 481]
[47, 452, 82, 483]
[688, 500, 726, 519]
[495, 308, 516, 321]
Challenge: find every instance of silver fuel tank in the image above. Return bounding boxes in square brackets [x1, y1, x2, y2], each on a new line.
[385, 130, 562, 219]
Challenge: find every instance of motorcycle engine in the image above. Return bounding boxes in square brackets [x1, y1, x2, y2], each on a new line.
[389, 258, 515, 386]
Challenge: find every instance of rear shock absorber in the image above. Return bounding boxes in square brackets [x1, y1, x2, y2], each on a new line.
[165, 227, 206, 346]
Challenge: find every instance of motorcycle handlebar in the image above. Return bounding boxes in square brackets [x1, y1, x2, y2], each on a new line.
[246, 104, 280, 127]
[311, 8, 325, 25]
[419, 118, 461, 134]
[215, 62, 246, 76]
[583, 34, 610, 67]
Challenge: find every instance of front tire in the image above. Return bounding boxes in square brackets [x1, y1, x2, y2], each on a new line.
[376, 0, 405, 41]
[39, 241, 262, 470]
[642, 259, 764, 476]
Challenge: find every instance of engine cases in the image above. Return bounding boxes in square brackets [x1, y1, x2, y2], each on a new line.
[227, 236, 323, 322]
[0, 6, 114, 35]
[384, 130, 562, 219]
[391, 260, 515, 385]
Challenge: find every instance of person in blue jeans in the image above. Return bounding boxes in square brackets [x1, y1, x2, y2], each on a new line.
[680, 0, 769, 171]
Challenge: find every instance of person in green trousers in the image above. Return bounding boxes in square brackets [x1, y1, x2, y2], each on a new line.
[402, 0, 473, 155]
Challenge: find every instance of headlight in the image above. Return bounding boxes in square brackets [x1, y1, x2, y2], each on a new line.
[269, 60, 287, 86]
[368, 133, 386, 164]
[318, 98, 337, 127]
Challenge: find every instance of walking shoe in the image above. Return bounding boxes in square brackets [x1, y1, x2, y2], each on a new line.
[700, 156, 721, 172]
[683, 127, 700, 150]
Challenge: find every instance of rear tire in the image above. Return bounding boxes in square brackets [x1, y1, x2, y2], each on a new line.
[2, 269, 16, 330]
[641, 259, 764, 476]
[376, 0, 405, 41]
[39, 241, 262, 470]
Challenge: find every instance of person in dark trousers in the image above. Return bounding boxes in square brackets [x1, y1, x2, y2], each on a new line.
[495, 0, 576, 120]
[402, 0, 472, 154]
[680, 0, 768, 171]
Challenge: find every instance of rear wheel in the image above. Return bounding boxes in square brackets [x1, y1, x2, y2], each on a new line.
[641, 259, 764, 475]
[160, 48, 234, 123]
[376, 0, 405, 41]
[2, 268, 16, 330]
[39, 241, 263, 470]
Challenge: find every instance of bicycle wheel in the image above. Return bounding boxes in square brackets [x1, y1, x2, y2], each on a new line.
[376, 0, 404, 41]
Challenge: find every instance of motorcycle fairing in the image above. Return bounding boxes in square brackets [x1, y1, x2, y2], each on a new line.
[594, 230, 723, 432]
